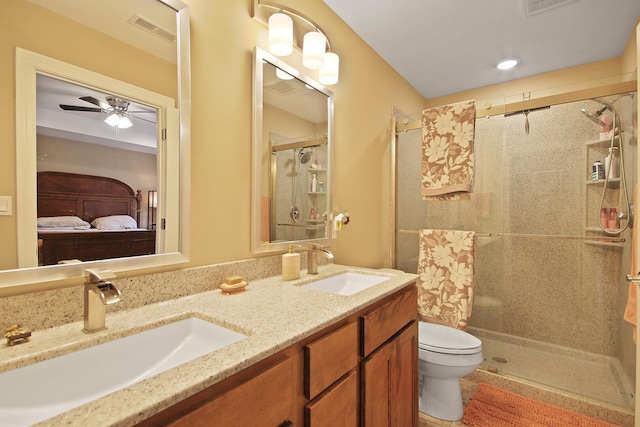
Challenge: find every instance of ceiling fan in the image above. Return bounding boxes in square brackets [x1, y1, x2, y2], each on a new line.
[59, 95, 156, 129]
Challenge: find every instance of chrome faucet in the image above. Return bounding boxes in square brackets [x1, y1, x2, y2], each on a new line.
[83, 269, 121, 333]
[307, 243, 334, 275]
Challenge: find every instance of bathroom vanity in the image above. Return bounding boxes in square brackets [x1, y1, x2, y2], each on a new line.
[0, 265, 417, 426]
[138, 278, 418, 426]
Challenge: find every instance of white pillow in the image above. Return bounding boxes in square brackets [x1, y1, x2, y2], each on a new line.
[37, 216, 91, 230]
[91, 215, 138, 230]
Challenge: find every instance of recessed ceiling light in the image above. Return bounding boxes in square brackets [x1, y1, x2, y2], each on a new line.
[497, 59, 518, 70]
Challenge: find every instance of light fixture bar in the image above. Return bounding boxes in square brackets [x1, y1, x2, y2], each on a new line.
[257, 0, 332, 52]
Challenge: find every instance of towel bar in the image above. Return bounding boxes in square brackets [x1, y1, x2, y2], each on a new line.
[398, 229, 625, 243]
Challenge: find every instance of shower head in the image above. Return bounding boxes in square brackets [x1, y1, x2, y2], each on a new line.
[298, 148, 312, 164]
[580, 106, 608, 127]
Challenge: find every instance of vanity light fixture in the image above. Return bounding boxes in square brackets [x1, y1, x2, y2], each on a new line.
[268, 13, 293, 56]
[497, 59, 518, 70]
[319, 52, 339, 85]
[256, 0, 339, 84]
[302, 31, 326, 70]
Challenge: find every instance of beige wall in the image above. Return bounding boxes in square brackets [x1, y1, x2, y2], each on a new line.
[183, 0, 427, 268]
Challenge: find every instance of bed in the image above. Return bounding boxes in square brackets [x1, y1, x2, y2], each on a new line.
[37, 171, 156, 266]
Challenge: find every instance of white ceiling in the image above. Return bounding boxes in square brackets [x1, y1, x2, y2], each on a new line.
[322, 0, 640, 99]
[37, 75, 158, 154]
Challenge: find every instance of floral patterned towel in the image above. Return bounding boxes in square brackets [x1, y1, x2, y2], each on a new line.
[421, 100, 475, 200]
[417, 229, 476, 330]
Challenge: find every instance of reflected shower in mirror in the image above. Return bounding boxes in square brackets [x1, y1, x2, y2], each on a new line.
[252, 48, 333, 253]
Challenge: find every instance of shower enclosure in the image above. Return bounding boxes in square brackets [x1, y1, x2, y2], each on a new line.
[394, 92, 637, 413]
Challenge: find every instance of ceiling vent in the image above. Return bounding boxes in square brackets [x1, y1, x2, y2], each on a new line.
[265, 80, 300, 96]
[524, 0, 576, 16]
[128, 14, 176, 43]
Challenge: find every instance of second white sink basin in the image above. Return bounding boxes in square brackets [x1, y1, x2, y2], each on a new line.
[0, 316, 246, 426]
[303, 272, 392, 296]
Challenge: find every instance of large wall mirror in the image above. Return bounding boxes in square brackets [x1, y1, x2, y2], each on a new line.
[0, 0, 191, 293]
[252, 48, 333, 253]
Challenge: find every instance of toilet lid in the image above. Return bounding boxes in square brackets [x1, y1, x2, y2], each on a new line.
[418, 322, 482, 355]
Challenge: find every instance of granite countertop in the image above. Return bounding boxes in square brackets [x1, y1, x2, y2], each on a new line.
[0, 264, 417, 427]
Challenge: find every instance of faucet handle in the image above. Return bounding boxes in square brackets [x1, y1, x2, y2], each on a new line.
[85, 268, 117, 283]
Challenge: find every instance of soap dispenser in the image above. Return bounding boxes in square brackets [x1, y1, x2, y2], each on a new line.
[282, 244, 300, 280]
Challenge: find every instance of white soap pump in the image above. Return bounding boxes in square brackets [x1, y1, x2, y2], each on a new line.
[282, 244, 301, 281]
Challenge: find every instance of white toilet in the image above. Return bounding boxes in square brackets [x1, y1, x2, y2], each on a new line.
[418, 321, 483, 421]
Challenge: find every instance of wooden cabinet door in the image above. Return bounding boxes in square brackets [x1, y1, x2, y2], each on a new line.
[168, 357, 294, 427]
[361, 322, 418, 427]
[361, 338, 394, 427]
[391, 321, 418, 427]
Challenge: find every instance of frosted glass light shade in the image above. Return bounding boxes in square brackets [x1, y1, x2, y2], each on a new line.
[319, 52, 339, 85]
[302, 31, 326, 70]
[105, 114, 132, 129]
[268, 13, 293, 56]
[119, 116, 133, 129]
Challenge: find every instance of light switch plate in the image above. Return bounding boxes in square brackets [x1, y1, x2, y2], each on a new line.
[0, 196, 12, 215]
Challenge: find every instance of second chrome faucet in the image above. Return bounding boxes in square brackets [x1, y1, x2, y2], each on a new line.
[307, 243, 334, 275]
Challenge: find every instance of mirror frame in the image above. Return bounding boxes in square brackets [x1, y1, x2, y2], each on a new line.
[251, 47, 334, 253]
[0, 0, 191, 295]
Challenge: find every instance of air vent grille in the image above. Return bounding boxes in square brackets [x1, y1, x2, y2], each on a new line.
[128, 14, 176, 43]
[525, 0, 576, 15]
[265, 80, 299, 96]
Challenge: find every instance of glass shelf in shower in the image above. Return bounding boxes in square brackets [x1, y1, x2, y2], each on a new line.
[585, 134, 620, 146]
[585, 178, 621, 185]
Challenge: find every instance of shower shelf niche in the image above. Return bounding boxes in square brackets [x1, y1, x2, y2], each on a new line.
[584, 134, 624, 247]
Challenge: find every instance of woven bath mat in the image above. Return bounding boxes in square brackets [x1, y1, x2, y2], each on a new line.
[462, 383, 620, 427]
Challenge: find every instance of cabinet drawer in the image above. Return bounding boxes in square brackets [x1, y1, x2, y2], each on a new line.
[305, 370, 358, 427]
[360, 284, 416, 357]
[305, 321, 358, 399]
[168, 357, 293, 427]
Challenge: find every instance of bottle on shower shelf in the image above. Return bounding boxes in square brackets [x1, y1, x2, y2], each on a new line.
[600, 207, 609, 228]
[311, 174, 317, 192]
[604, 147, 620, 179]
[609, 207, 620, 230]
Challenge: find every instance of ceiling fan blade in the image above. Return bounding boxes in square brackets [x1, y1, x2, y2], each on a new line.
[79, 96, 109, 109]
[59, 104, 103, 112]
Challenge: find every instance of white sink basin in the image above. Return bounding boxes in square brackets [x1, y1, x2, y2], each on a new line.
[303, 272, 392, 296]
[0, 317, 246, 426]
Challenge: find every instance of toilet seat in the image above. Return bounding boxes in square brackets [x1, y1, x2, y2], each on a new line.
[418, 322, 481, 355]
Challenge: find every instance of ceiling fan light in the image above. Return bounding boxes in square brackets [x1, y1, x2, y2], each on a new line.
[119, 116, 133, 129]
[302, 31, 326, 70]
[319, 52, 339, 85]
[105, 113, 133, 129]
[104, 113, 120, 127]
[268, 13, 293, 57]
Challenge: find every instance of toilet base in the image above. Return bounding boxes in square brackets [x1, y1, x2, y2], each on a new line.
[419, 376, 463, 421]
